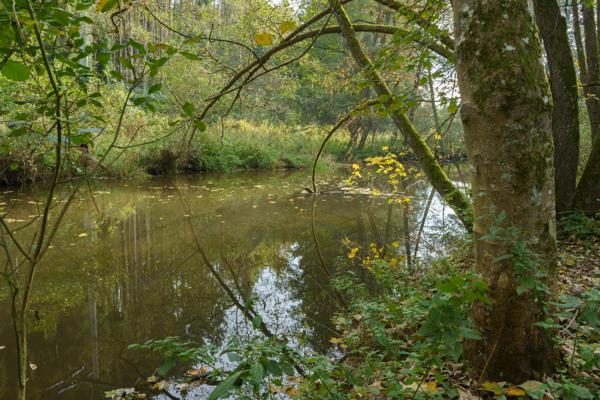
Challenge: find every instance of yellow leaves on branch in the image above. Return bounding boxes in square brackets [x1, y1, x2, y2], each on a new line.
[255, 33, 274, 46]
[279, 21, 297, 35]
[96, 0, 116, 12]
[347, 247, 359, 259]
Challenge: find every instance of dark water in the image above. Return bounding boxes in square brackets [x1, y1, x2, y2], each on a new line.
[0, 167, 467, 399]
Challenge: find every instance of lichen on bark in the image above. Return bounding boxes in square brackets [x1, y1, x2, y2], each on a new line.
[452, 0, 557, 382]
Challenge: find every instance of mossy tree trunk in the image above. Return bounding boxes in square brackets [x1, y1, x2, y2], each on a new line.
[327, 0, 473, 231]
[534, 0, 580, 213]
[573, 0, 588, 79]
[582, 2, 600, 142]
[574, 134, 600, 211]
[452, 0, 557, 382]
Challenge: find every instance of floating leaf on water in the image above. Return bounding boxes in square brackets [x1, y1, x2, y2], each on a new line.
[104, 388, 136, 399]
[29, 362, 37, 370]
[78, 233, 88, 238]
[187, 366, 208, 376]
[0, 345, 5, 350]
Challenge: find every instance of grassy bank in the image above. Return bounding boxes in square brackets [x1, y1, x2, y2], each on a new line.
[1, 104, 401, 185]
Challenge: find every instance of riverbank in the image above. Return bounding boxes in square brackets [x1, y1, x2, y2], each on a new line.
[106, 213, 599, 400]
[1, 119, 405, 185]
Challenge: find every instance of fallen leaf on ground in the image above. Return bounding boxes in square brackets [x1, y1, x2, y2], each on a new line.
[480, 381, 503, 395]
[518, 380, 544, 392]
[458, 388, 480, 400]
[506, 386, 526, 396]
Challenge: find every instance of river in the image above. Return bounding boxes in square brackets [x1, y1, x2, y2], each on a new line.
[0, 166, 468, 399]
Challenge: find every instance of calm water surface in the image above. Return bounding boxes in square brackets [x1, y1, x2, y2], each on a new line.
[0, 167, 467, 399]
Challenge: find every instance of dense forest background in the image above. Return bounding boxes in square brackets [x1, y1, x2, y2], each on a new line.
[1, 0, 466, 183]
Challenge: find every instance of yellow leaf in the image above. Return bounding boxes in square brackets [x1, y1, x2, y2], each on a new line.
[329, 337, 342, 344]
[480, 381, 503, 395]
[564, 256, 576, 266]
[423, 381, 438, 393]
[505, 386, 526, 396]
[279, 21, 297, 35]
[146, 375, 157, 383]
[255, 33, 274, 46]
[152, 380, 167, 390]
[96, 0, 114, 12]
[78, 232, 88, 238]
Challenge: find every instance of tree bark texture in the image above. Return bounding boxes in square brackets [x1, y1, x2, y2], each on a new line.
[582, 2, 600, 142]
[575, 134, 600, 211]
[452, 0, 557, 382]
[534, 0, 580, 213]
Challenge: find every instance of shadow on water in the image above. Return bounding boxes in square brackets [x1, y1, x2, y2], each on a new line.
[0, 165, 468, 399]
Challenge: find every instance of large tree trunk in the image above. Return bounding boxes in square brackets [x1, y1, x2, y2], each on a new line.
[328, 0, 473, 230]
[452, 0, 557, 382]
[582, 2, 600, 142]
[575, 135, 600, 211]
[534, 0, 580, 213]
[573, 0, 588, 79]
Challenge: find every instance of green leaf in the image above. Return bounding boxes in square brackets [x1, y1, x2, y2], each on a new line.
[208, 370, 245, 400]
[182, 102, 195, 116]
[110, 70, 124, 81]
[118, 56, 135, 71]
[128, 39, 147, 54]
[8, 126, 28, 137]
[480, 381, 503, 396]
[157, 356, 176, 376]
[252, 315, 263, 329]
[518, 380, 544, 393]
[249, 362, 264, 385]
[1, 60, 30, 81]
[148, 83, 162, 94]
[459, 327, 482, 340]
[447, 100, 458, 114]
[180, 51, 201, 61]
[193, 119, 207, 131]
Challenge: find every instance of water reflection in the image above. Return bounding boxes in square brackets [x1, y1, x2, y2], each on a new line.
[0, 166, 468, 399]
